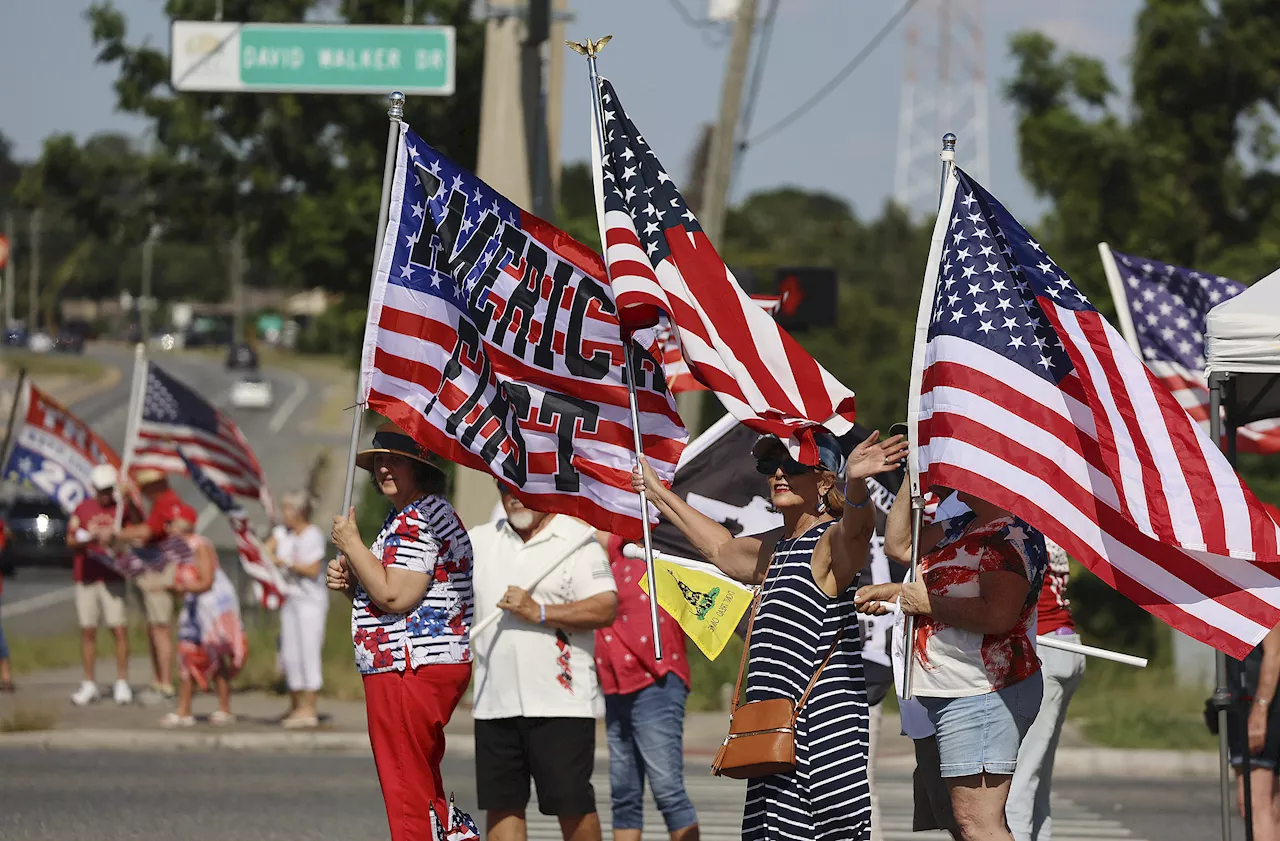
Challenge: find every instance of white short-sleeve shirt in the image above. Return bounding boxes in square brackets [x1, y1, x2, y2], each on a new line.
[469, 515, 616, 720]
[271, 524, 329, 606]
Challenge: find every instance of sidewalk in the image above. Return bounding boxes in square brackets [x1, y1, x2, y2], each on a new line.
[0, 656, 1218, 779]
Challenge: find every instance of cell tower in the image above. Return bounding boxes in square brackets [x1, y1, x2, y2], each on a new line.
[893, 0, 990, 216]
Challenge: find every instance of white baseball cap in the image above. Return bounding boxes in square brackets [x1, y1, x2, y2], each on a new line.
[90, 464, 119, 491]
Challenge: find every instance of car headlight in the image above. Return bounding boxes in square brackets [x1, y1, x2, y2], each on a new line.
[35, 514, 50, 534]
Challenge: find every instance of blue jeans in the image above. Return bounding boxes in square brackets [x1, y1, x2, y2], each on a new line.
[605, 675, 698, 832]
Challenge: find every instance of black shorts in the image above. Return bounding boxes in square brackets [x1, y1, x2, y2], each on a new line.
[475, 717, 597, 816]
[1228, 704, 1280, 771]
[912, 735, 961, 833]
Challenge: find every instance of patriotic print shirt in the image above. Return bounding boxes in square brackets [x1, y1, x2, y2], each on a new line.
[351, 495, 474, 675]
[912, 513, 1047, 697]
[1036, 539, 1075, 635]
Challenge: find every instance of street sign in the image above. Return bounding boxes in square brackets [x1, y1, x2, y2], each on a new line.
[170, 21, 455, 95]
[773, 267, 838, 332]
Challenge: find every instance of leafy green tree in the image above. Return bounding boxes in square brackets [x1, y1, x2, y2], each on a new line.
[86, 0, 485, 302]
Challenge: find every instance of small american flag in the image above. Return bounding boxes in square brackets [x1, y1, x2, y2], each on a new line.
[176, 447, 286, 610]
[594, 79, 856, 438]
[913, 169, 1280, 658]
[361, 124, 685, 539]
[130, 363, 272, 509]
[1102, 246, 1280, 453]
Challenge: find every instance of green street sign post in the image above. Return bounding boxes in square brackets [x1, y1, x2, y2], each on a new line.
[170, 21, 455, 95]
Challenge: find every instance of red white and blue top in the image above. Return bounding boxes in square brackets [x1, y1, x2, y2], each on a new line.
[351, 495, 474, 675]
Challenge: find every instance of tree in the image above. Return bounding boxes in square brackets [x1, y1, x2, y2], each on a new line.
[1005, 0, 1280, 306]
[86, 0, 486, 301]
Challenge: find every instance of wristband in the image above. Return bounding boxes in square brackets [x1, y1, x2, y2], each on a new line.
[539, 603, 547, 625]
[1260, 698, 1272, 707]
[846, 495, 871, 509]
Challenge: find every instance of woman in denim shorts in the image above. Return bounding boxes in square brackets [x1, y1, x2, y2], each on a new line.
[861, 481, 1048, 841]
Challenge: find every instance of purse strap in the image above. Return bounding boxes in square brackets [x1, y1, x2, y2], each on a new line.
[726, 551, 846, 720]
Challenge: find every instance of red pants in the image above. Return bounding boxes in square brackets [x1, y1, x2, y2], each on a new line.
[364, 663, 472, 841]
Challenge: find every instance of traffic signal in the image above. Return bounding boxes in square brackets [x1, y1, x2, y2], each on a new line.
[772, 267, 837, 331]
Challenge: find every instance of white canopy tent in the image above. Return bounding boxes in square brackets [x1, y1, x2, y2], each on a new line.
[1207, 265, 1280, 427]
[1205, 265, 1280, 841]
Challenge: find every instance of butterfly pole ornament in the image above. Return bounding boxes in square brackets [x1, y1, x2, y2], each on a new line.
[570, 34, 665, 662]
[340, 92, 406, 522]
[902, 132, 958, 700]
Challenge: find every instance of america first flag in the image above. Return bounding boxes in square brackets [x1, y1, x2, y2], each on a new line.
[912, 168, 1280, 658]
[593, 79, 856, 437]
[1100, 245, 1280, 454]
[360, 124, 686, 538]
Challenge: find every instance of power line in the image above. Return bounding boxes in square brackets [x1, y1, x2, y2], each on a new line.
[665, 0, 716, 29]
[743, 0, 921, 149]
[732, 0, 781, 186]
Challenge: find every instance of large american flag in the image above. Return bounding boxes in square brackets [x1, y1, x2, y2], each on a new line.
[912, 169, 1280, 658]
[175, 447, 286, 609]
[1102, 246, 1280, 453]
[594, 79, 856, 438]
[129, 363, 272, 510]
[360, 124, 685, 539]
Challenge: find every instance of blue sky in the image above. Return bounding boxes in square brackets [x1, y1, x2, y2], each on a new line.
[0, 0, 1141, 222]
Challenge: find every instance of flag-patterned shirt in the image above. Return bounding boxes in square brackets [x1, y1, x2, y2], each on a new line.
[913, 514, 1047, 697]
[351, 495, 474, 674]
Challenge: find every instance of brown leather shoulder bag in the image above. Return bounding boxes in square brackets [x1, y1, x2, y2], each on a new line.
[710, 565, 845, 780]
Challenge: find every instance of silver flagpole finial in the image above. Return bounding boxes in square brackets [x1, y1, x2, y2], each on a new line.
[388, 91, 406, 121]
[942, 132, 957, 150]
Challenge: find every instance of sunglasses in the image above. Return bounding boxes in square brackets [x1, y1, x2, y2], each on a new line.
[755, 457, 815, 476]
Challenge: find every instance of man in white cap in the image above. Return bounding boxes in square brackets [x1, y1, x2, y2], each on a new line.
[65, 464, 134, 705]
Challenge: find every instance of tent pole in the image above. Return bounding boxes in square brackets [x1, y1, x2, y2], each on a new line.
[1209, 372, 1234, 841]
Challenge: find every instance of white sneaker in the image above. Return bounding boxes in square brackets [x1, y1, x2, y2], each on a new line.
[112, 680, 133, 705]
[70, 681, 100, 706]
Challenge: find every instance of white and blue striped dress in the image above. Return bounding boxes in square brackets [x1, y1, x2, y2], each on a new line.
[741, 520, 871, 841]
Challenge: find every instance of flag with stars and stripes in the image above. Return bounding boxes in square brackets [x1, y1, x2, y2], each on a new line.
[176, 447, 287, 610]
[360, 123, 685, 539]
[592, 79, 856, 438]
[1100, 245, 1280, 454]
[127, 362, 273, 512]
[910, 168, 1280, 658]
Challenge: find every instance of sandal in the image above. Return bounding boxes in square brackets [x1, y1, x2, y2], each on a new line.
[208, 710, 236, 726]
[282, 714, 319, 729]
[159, 713, 195, 729]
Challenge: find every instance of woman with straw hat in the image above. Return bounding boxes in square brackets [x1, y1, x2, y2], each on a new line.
[326, 422, 474, 841]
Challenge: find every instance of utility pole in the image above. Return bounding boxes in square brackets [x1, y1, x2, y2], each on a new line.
[229, 227, 245, 343]
[27, 208, 41, 332]
[140, 223, 162, 341]
[3, 212, 14, 329]
[523, 0, 552, 219]
[699, 0, 758, 247]
[683, 0, 758, 437]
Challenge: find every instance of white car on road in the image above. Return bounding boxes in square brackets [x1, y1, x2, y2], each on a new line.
[229, 375, 273, 410]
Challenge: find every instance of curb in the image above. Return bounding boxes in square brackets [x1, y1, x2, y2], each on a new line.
[0, 728, 1220, 778]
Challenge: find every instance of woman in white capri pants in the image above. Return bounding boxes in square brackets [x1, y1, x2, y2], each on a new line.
[268, 491, 329, 728]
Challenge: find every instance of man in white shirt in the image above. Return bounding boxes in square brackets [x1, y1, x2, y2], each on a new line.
[469, 486, 619, 841]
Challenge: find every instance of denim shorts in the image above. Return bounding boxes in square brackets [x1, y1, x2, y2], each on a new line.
[918, 672, 1043, 777]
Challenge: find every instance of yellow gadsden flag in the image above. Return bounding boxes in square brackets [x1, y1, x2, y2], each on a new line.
[639, 560, 754, 661]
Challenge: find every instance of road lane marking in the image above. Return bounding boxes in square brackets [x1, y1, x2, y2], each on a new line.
[269, 373, 310, 433]
[4, 585, 77, 618]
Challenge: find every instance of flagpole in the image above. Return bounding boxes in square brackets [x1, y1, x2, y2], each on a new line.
[572, 35, 664, 661]
[0, 367, 28, 472]
[902, 133, 959, 700]
[339, 91, 406, 526]
[1098, 242, 1141, 354]
[115, 343, 148, 531]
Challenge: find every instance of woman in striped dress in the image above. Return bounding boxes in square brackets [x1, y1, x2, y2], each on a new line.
[634, 425, 908, 840]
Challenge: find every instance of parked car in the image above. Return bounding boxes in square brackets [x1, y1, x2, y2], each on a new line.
[27, 332, 55, 354]
[54, 329, 85, 353]
[229, 374, 273, 410]
[0, 495, 71, 569]
[225, 342, 259, 371]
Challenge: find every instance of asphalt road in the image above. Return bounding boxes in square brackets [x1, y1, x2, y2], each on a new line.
[0, 749, 1247, 841]
[1, 343, 342, 638]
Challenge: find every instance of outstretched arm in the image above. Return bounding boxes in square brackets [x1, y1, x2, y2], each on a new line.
[632, 457, 778, 585]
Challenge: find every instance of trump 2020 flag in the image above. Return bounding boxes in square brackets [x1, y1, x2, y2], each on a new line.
[909, 168, 1280, 657]
[2, 381, 120, 513]
[591, 78, 856, 438]
[360, 124, 686, 539]
[1099, 245, 1280, 454]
